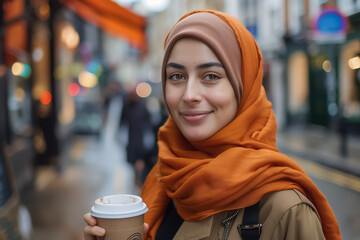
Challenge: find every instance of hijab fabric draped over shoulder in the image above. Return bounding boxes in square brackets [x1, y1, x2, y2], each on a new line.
[141, 9, 341, 240]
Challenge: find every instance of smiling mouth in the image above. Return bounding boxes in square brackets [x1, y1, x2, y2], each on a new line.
[180, 111, 212, 122]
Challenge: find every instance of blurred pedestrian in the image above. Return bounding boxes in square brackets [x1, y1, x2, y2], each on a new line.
[84, 10, 341, 240]
[119, 87, 153, 187]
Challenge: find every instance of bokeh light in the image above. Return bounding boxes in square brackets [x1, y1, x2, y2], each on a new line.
[68, 83, 80, 96]
[61, 24, 80, 50]
[322, 60, 332, 72]
[348, 56, 360, 70]
[32, 48, 44, 62]
[86, 60, 103, 77]
[78, 71, 98, 88]
[11, 62, 31, 77]
[40, 91, 52, 105]
[21, 64, 31, 77]
[136, 82, 152, 98]
[11, 62, 24, 76]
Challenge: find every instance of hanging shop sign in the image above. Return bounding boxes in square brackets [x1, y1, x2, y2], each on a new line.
[311, 6, 348, 43]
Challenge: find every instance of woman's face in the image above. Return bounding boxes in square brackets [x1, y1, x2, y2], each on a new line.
[165, 38, 238, 141]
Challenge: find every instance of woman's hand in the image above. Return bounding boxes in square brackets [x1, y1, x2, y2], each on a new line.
[144, 223, 149, 237]
[84, 213, 105, 240]
[84, 212, 150, 240]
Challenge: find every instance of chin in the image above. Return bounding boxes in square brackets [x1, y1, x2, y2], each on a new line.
[183, 132, 211, 142]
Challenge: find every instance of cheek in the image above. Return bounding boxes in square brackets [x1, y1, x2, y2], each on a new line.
[165, 87, 180, 113]
[208, 91, 238, 119]
[208, 92, 235, 107]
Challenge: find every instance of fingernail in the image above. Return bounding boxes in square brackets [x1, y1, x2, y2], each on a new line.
[98, 228, 105, 235]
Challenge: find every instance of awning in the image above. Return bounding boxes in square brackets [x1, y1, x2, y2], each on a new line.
[61, 0, 146, 51]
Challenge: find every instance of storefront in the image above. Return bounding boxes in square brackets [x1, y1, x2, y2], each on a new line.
[1, 0, 36, 196]
[285, 5, 360, 130]
[56, 0, 147, 137]
[1, 0, 148, 195]
[339, 11, 360, 132]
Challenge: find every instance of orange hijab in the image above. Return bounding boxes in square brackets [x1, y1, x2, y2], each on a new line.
[141, 9, 341, 240]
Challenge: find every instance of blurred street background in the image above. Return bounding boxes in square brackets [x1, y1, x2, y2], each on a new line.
[0, 0, 360, 239]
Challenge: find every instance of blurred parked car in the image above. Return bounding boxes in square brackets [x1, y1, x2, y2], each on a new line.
[0, 145, 32, 239]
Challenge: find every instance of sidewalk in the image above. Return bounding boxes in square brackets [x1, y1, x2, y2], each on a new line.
[23, 96, 138, 240]
[277, 125, 360, 177]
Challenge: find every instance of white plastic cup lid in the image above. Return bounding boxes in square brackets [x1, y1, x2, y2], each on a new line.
[91, 194, 148, 219]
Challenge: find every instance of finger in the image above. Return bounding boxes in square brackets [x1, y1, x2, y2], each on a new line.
[144, 223, 149, 234]
[84, 225, 106, 238]
[84, 225, 96, 240]
[84, 213, 96, 226]
[84, 230, 96, 240]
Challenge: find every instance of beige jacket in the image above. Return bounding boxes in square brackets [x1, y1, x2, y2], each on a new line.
[173, 189, 325, 240]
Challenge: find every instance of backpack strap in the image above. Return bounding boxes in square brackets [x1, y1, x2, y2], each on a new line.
[237, 202, 262, 240]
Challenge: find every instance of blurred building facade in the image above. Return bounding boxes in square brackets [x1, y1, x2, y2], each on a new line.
[282, 0, 360, 133]
[1, 0, 39, 199]
[144, 0, 360, 134]
[0, 0, 148, 197]
[223, 0, 360, 134]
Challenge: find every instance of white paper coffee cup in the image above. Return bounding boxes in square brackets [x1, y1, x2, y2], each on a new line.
[91, 194, 148, 240]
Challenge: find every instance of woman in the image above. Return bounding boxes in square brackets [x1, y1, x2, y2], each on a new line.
[84, 10, 341, 240]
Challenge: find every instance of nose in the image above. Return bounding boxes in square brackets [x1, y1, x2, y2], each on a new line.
[182, 77, 201, 104]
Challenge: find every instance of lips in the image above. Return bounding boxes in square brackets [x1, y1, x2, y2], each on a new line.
[180, 110, 212, 122]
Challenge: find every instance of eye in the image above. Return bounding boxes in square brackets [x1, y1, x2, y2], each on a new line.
[169, 74, 185, 81]
[204, 74, 220, 81]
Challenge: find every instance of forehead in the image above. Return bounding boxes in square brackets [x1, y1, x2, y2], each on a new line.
[167, 38, 219, 63]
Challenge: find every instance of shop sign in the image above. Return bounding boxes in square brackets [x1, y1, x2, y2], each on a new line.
[311, 6, 348, 43]
[246, 24, 258, 39]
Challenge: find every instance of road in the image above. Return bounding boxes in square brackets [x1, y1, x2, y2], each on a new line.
[292, 156, 360, 240]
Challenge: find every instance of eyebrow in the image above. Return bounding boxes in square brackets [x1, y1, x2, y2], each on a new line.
[197, 62, 223, 69]
[166, 62, 185, 69]
[166, 62, 223, 70]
